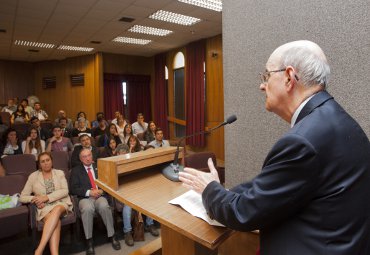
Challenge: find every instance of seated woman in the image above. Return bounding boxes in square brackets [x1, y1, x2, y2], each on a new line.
[74, 111, 90, 129]
[97, 123, 121, 147]
[144, 121, 156, 144]
[19, 152, 73, 255]
[10, 104, 30, 124]
[115, 116, 127, 138]
[101, 137, 118, 158]
[120, 123, 133, 145]
[0, 128, 23, 157]
[71, 117, 91, 137]
[127, 135, 143, 153]
[22, 127, 46, 160]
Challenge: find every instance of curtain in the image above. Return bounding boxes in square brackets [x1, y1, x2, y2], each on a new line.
[125, 75, 151, 123]
[103, 74, 124, 120]
[185, 40, 206, 147]
[154, 53, 169, 139]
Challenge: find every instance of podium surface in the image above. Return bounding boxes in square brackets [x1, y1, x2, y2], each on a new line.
[96, 147, 259, 255]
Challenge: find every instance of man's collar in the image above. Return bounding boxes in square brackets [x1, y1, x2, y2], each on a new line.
[291, 94, 316, 127]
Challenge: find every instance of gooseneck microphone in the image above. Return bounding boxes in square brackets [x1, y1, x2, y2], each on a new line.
[162, 114, 237, 182]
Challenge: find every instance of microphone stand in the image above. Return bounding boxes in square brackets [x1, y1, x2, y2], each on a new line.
[162, 118, 235, 182]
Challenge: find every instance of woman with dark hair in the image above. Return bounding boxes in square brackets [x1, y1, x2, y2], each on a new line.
[120, 123, 133, 144]
[10, 104, 29, 124]
[98, 123, 121, 147]
[144, 121, 156, 144]
[101, 137, 118, 157]
[22, 127, 45, 160]
[0, 128, 23, 157]
[127, 135, 143, 153]
[74, 111, 90, 128]
[20, 152, 72, 255]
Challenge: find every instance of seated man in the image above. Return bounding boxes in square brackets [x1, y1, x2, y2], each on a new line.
[110, 111, 122, 125]
[45, 125, 73, 152]
[91, 117, 107, 138]
[131, 113, 148, 135]
[54, 110, 73, 129]
[71, 117, 92, 137]
[30, 102, 48, 121]
[69, 148, 121, 255]
[30, 116, 51, 141]
[70, 134, 99, 168]
[91, 112, 109, 128]
[148, 128, 170, 148]
[1, 98, 17, 114]
[58, 117, 72, 138]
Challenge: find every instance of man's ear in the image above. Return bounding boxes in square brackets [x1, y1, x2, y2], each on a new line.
[285, 66, 296, 92]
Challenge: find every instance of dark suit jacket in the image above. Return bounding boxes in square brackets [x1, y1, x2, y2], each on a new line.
[203, 91, 370, 255]
[69, 163, 98, 199]
[70, 145, 100, 168]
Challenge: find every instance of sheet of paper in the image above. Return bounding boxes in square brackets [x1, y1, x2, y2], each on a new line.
[169, 190, 225, 227]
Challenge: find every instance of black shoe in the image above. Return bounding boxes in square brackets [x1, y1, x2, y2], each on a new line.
[110, 235, 121, 250]
[124, 231, 134, 246]
[86, 238, 95, 255]
[145, 224, 159, 237]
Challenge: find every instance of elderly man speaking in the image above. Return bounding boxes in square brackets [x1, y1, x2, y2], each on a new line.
[179, 40, 370, 255]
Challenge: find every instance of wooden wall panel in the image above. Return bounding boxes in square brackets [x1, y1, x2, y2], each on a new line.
[0, 60, 34, 105]
[34, 54, 100, 122]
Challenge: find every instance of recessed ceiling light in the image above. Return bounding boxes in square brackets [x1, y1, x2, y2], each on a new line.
[178, 0, 222, 12]
[128, 25, 172, 36]
[112, 37, 151, 45]
[14, 40, 55, 48]
[57, 45, 94, 52]
[149, 10, 201, 26]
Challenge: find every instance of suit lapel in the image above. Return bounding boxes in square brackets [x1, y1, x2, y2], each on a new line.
[295, 91, 333, 125]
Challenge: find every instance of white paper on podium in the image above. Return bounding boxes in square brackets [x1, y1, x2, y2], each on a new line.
[169, 190, 225, 227]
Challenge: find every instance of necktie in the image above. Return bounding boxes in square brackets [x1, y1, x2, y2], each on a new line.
[87, 167, 97, 189]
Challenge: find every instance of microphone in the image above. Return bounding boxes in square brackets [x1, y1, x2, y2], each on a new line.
[162, 114, 237, 182]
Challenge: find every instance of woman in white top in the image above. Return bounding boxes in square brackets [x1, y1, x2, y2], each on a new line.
[120, 123, 133, 144]
[115, 115, 127, 138]
[22, 127, 45, 160]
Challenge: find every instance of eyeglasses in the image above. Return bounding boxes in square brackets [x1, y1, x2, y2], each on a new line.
[259, 68, 286, 84]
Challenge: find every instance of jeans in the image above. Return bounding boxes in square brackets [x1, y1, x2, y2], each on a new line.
[122, 205, 154, 233]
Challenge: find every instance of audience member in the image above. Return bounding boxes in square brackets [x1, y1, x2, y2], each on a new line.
[101, 137, 118, 157]
[1, 98, 17, 114]
[30, 102, 49, 121]
[13, 97, 19, 107]
[115, 115, 127, 139]
[20, 98, 33, 115]
[30, 116, 51, 141]
[132, 113, 148, 135]
[127, 135, 143, 153]
[74, 111, 90, 128]
[69, 148, 121, 254]
[54, 110, 73, 129]
[71, 117, 92, 137]
[120, 123, 133, 144]
[45, 125, 73, 153]
[144, 121, 156, 144]
[91, 112, 108, 128]
[110, 111, 122, 125]
[0, 128, 23, 157]
[116, 143, 129, 155]
[10, 104, 29, 124]
[70, 134, 99, 168]
[148, 128, 170, 148]
[58, 117, 72, 138]
[22, 127, 45, 159]
[91, 117, 107, 138]
[20, 152, 73, 255]
[97, 123, 121, 147]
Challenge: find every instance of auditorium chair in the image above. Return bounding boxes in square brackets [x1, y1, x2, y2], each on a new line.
[12, 122, 31, 140]
[50, 151, 70, 180]
[184, 151, 225, 185]
[1, 154, 37, 176]
[0, 111, 11, 126]
[0, 174, 29, 239]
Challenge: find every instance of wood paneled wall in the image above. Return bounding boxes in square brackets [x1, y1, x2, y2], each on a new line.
[166, 35, 224, 160]
[0, 60, 34, 104]
[34, 54, 101, 122]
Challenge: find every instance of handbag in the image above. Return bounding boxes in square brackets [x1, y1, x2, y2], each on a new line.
[131, 210, 145, 241]
[0, 193, 20, 210]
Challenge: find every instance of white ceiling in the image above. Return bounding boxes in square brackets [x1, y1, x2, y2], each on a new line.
[0, 0, 222, 62]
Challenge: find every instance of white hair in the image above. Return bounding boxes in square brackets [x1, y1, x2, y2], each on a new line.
[274, 41, 330, 88]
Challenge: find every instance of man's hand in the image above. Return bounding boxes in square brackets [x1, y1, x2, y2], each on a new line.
[179, 158, 220, 194]
[89, 188, 103, 198]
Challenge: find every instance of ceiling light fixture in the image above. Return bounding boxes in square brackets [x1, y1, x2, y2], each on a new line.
[57, 45, 94, 52]
[178, 0, 222, 12]
[112, 37, 151, 45]
[128, 25, 172, 36]
[149, 10, 201, 26]
[14, 40, 55, 48]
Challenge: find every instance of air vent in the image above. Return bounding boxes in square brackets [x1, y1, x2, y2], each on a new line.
[0, 29, 6, 33]
[70, 74, 84, 86]
[90, 41, 101, 44]
[28, 49, 39, 52]
[119, 17, 135, 23]
[42, 76, 56, 89]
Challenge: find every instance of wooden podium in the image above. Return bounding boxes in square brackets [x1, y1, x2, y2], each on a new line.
[96, 147, 259, 255]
